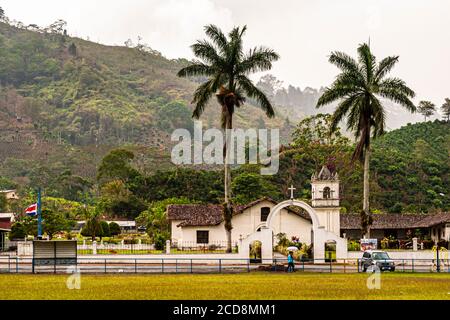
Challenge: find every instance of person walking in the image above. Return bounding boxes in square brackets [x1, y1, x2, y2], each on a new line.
[287, 251, 295, 273]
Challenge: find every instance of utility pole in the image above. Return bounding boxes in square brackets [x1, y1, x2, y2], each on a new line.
[37, 187, 42, 240]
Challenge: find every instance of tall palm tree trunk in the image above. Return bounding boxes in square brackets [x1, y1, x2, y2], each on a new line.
[223, 108, 233, 253]
[363, 146, 371, 238]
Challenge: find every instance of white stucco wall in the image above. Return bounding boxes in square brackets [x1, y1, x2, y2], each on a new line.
[314, 207, 340, 235]
[171, 200, 313, 246]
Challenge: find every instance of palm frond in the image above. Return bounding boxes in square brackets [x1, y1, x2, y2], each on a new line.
[191, 79, 215, 119]
[237, 46, 280, 74]
[227, 26, 246, 65]
[375, 56, 399, 82]
[330, 94, 361, 132]
[237, 75, 275, 118]
[379, 78, 415, 98]
[177, 61, 216, 78]
[378, 78, 416, 112]
[316, 85, 357, 107]
[333, 72, 365, 90]
[329, 51, 360, 74]
[370, 96, 386, 138]
[204, 24, 228, 54]
[191, 40, 225, 67]
[357, 43, 376, 83]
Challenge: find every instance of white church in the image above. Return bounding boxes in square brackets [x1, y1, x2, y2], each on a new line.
[167, 165, 348, 260]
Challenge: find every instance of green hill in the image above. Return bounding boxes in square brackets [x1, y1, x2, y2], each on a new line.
[0, 21, 291, 189]
[369, 120, 450, 212]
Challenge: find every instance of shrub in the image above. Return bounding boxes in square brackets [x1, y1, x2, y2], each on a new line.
[154, 234, 166, 250]
[388, 240, 399, 249]
[437, 240, 449, 249]
[208, 244, 219, 251]
[9, 223, 26, 240]
[421, 240, 434, 249]
[348, 240, 361, 251]
[109, 222, 121, 236]
[276, 233, 289, 247]
[100, 221, 110, 238]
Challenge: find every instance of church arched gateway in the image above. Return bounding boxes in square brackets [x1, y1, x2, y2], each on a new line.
[264, 199, 347, 262]
[237, 166, 348, 263]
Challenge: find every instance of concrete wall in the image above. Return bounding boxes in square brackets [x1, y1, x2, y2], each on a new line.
[314, 207, 340, 235]
[17, 241, 33, 255]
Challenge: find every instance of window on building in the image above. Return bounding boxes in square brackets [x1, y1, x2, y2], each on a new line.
[261, 207, 270, 222]
[323, 187, 331, 199]
[196, 231, 209, 244]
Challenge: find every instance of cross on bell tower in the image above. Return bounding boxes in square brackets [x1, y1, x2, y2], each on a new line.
[288, 184, 296, 200]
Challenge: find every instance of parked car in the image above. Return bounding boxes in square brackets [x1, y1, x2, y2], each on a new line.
[361, 250, 395, 272]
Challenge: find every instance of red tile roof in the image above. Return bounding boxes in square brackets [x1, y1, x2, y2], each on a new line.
[167, 197, 310, 227]
[0, 217, 11, 231]
[340, 212, 450, 229]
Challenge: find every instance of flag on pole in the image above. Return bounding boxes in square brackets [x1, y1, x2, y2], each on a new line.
[25, 203, 38, 216]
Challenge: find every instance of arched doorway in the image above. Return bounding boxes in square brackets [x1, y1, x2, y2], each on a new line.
[249, 240, 262, 263]
[264, 199, 347, 262]
[325, 240, 336, 262]
[265, 200, 321, 235]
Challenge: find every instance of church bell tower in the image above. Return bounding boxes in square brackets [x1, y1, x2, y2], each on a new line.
[311, 165, 341, 235]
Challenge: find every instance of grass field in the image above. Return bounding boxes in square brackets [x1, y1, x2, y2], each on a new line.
[1, 273, 450, 300]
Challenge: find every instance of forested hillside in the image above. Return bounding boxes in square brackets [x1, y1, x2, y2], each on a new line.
[0, 19, 292, 190]
[370, 121, 450, 213]
[45, 119, 446, 218]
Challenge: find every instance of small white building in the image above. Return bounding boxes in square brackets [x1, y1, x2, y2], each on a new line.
[74, 220, 136, 233]
[167, 197, 313, 247]
[0, 190, 19, 200]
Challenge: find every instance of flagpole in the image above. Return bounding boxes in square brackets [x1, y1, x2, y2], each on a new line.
[37, 187, 42, 240]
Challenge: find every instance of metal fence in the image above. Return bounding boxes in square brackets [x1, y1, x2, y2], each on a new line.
[1, 240, 240, 256]
[77, 243, 160, 255]
[1, 256, 449, 274]
[171, 241, 239, 254]
[0, 240, 19, 255]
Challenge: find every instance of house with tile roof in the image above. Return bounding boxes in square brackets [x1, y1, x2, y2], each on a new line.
[168, 197, 313, 247]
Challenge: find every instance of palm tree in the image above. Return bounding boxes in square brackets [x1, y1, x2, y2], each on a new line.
[441, 98, 450, 122]
[317, 43, 415, 237]
[178, 25, 279, 252]
[81, 205, 102, 241]
[417, 100, 436, 121]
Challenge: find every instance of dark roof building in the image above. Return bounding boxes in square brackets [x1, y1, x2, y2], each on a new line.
[167, 197, 309, 227]
[340, 213, 450, 230]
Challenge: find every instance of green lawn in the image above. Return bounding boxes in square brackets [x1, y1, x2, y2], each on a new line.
[1, 273, 449, 300]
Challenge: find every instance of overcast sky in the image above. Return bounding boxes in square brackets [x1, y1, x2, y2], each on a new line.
[1, 0, 449, 106]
